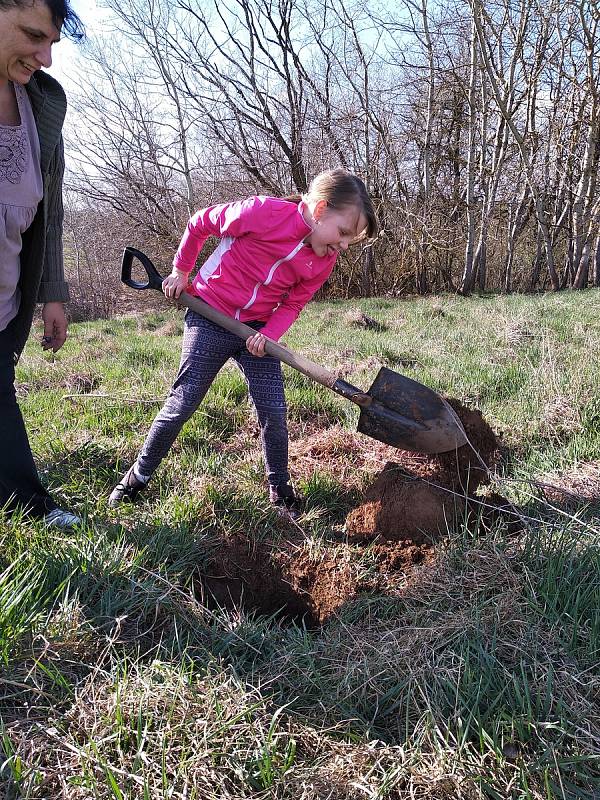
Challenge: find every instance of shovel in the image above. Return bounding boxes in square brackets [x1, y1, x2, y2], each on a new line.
[121, 247, 467, 454]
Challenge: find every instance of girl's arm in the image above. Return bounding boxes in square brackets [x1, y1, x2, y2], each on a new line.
[173, 197, 275, 273]
[260, 263, 334, 341]
[165, 197, 273, 299]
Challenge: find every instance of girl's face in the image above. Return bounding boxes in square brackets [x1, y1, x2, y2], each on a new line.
[304, 201, 368, 258]
[0, 1, 60, 87]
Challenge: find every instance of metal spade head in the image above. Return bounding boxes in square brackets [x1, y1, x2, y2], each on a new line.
[356, 367, 467, 454]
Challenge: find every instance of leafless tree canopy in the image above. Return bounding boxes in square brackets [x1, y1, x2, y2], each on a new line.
[64, 0, 600, 316]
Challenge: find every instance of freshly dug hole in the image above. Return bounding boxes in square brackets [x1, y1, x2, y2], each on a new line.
[198, 534, 358, 625]
[200, 535, 313, 623]
[198, 531, 437, 624]
[345, 399, 501, 541]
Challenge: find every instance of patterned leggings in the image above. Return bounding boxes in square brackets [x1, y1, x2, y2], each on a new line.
[136, 311, 290, 487]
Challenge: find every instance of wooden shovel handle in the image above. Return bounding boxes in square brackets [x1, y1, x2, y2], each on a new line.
[121, 246, 371, 406]
[176, 290, 340, 389]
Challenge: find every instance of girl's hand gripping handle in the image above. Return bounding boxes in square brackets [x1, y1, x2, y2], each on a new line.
[162, 269, 189, 300]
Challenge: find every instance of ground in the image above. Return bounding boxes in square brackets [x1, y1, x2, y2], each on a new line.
[200, 401, 509, 625]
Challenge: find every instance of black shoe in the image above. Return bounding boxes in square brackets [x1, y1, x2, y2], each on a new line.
[269, 482, 303, 519]
[108, 466, 148, 507]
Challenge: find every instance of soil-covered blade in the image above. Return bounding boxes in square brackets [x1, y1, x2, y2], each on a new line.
[356, 367, 467, 454]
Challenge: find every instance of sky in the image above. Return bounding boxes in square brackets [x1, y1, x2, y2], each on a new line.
[49, 0, 102, 86]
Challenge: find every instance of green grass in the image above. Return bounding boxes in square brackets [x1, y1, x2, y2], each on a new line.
[1, 291, 599, 798]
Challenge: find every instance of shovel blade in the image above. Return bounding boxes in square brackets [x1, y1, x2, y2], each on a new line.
[357, 367, 467, 454]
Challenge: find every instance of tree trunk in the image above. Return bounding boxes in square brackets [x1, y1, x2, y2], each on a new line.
[593, 234, 600, 286]
[529, 231, 544, 290]
[362, 247, 374, 296]
[459, 16, 478, 295]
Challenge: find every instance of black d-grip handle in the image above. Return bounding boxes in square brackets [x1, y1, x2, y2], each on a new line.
[121, 246, 164, 291]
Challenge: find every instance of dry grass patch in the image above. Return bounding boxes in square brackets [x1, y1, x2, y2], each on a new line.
[540, 394, 583, 438]
[152, 318, 184, 337]
[536, 460, 600, 508]
[342, 308, 387, 332]
[289, 425, 404, 486]
[503, 319, 537, 347]
[0, 659, 515, 799]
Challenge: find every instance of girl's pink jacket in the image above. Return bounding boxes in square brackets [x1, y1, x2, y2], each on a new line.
[173, 196, 337, 341]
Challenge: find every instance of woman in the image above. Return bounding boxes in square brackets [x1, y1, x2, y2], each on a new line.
[0, 0, 84, 528]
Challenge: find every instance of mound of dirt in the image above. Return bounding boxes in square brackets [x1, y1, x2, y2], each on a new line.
[345, 399, 500, 542]
[344, 469, 455, 544]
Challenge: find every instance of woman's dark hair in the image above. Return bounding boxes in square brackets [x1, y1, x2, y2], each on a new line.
[0, 0, 85, 41]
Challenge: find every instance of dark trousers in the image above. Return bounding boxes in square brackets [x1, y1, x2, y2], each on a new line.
[136, 312, 291, 487]
[0, 325, 56, 518]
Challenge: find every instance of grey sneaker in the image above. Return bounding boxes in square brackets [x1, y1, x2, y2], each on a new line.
[269, 482, 303, 519]
[44, 508, 82, 529]
[108, 466, 148, 507]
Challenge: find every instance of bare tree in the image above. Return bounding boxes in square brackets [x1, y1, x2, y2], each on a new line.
[468, 0, 560, 289]
[571, 0, 600, 288]
[66, 1, 205, 260]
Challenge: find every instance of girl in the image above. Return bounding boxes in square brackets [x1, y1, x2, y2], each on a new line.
[109, 168, 377, 516]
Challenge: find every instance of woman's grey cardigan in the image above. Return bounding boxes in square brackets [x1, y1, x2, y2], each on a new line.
[12, 71, 70, 359]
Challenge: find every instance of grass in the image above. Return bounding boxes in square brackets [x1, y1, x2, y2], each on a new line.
[1, 289, 599, 798]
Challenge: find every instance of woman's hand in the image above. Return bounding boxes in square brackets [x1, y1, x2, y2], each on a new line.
[162, 269, 189, 300]
[246, 332, 268, 357]
[41, 302, 68, 352]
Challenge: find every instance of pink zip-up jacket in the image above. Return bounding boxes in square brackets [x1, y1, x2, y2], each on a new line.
[173, 196, 337, 341]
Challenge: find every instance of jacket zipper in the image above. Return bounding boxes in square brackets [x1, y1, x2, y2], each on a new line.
[234, 240, 306, 320]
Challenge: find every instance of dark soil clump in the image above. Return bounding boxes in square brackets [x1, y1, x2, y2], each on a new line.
[345, 399, 502, 542]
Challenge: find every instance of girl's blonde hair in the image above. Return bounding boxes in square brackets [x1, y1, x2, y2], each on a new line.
[292, 168, 378, 240]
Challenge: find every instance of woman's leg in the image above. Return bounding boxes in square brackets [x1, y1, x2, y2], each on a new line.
[236, 348, 290, 489]
[0, 345, 57, 518]
[135, 314, 239, 476]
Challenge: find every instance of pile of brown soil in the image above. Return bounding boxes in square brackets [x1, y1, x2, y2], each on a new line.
[345, 400, 500, 542]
